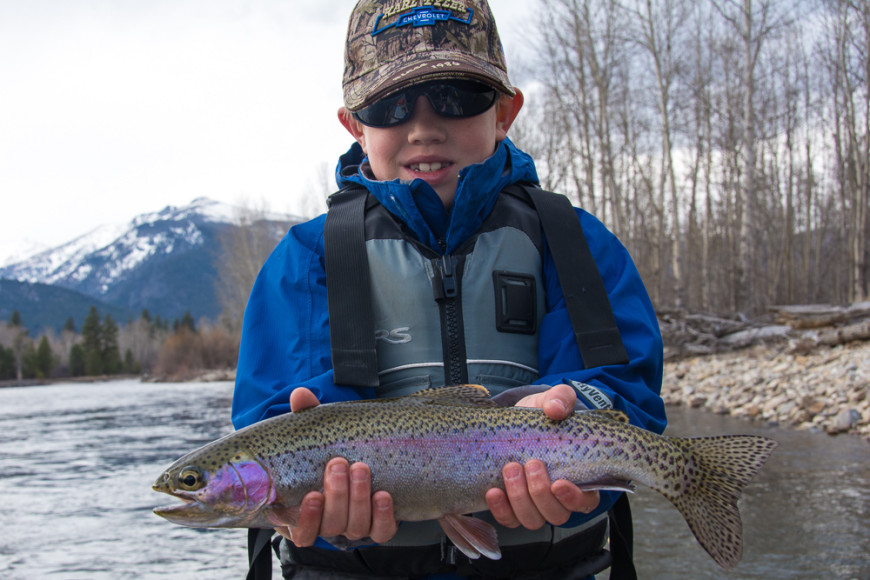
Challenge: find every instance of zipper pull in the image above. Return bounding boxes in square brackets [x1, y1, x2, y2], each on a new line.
[433, 255, 458, 300]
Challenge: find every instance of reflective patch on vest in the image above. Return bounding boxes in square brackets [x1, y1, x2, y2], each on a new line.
[567, 379, 613, 410]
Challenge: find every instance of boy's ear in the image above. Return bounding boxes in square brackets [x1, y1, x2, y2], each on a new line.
[495, 88, 524, 141]
[338, 107, 367, 150]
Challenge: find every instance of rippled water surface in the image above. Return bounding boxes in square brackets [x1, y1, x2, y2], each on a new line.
[0, 380, 867, 579]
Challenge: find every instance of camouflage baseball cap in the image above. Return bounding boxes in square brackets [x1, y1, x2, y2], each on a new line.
[343, 0, 515, 111]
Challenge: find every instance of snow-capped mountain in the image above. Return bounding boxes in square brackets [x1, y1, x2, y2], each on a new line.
[0, 197, 299, 327]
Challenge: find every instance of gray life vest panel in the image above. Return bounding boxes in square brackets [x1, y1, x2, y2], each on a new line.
[364, 189, 546, 397]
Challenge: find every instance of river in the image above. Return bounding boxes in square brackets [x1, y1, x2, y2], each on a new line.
[0, 380, 866, 579]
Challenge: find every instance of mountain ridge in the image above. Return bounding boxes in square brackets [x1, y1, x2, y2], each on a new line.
[0, 197, 300, 330]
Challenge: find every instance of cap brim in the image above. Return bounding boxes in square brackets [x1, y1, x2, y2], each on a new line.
[344, 51, 514, 111]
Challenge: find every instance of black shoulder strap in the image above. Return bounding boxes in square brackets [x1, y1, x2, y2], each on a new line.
[245, 528, 275, 580]
[521, 185, 629, 368]
[607, 492, 638, 580]
[324, 186, 380, 387]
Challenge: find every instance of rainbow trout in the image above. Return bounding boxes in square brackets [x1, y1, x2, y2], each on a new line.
[152, 386, 777, 569]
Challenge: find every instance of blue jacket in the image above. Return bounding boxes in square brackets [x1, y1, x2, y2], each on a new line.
[232, 138, 666, 528]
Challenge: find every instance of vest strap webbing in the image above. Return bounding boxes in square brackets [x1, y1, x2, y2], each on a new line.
[324, 187, 380, 387]
[520, 185, 630, 368]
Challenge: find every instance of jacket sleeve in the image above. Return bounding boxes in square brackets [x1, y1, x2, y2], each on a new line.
[231, 215, 371, 430]
[535, 208, 667, 525]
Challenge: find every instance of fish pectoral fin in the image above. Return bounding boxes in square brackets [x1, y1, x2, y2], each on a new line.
[438, 514, 501, 561]
[575, 476, 636, 493]
[265, 504, 301, 528]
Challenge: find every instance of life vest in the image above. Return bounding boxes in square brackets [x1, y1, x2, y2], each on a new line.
[325, 183, 628, 390]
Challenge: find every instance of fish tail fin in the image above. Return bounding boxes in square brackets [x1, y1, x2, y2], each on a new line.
[666, 435, 777, 570]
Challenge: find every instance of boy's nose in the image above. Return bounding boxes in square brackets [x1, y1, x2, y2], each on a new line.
[407, 95, 447, 143]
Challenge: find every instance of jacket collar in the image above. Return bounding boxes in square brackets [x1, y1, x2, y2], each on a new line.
[336, 138, 539, 254]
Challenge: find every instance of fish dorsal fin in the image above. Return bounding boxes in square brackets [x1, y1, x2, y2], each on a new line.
[408, 385, 496, 408]
[589, 409, 631, 423]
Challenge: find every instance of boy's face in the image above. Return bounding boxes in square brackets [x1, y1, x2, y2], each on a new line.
[339, 87, 523, 208]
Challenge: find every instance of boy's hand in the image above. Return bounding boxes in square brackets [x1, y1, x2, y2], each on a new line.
[484, 384, 601, 529]
[276, 388, 398, 547]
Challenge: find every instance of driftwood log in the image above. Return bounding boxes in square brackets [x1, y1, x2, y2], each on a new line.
[659, 302, 870, 359]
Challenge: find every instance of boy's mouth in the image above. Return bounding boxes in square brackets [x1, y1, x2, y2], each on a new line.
[408, 161, 452, 174]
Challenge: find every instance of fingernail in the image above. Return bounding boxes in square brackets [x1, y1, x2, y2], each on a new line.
[526, 461, 544, 476]
[306, 497, 322, 510]
[330, 462, 347, 476]
[505, 465, 522, 481]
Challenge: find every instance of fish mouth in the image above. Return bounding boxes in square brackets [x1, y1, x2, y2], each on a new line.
[152, 488, 214, 526]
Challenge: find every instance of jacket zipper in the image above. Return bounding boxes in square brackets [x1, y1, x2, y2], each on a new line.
[432, 254, 468, 385]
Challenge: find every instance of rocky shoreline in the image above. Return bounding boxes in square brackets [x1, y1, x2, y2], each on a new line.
[663, 340, 870, 440]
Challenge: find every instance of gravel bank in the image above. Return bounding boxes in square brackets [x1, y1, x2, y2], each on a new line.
[663, 341, 870, 439]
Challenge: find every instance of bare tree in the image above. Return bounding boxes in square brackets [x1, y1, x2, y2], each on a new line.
[215, 200, 295, 332]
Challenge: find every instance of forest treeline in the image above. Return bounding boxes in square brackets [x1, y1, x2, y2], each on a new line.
[513, 0, 869, 313]
[2, 0, 868, 380]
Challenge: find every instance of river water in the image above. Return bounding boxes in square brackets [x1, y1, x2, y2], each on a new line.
[0, 380, 866, 579]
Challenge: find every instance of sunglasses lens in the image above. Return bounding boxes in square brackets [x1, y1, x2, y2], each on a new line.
[354, 81, 498, 127]
[426, 82, 498, 118]
[354, 92, 414, 127]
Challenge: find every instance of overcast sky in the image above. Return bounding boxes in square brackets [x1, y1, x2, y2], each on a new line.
[0, 0, 536, 263]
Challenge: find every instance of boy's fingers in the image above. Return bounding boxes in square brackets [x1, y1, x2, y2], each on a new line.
[369, 491, 398, 543]
[290, 387, 320, 412]
[540, 384, 577, 421]
[320, 458, 350, 537]
[502, 462, 545, 530]
[345, 463, 373, 540]
[524, 460, 571, 526]
[486, 487, 520, 528]
[551, 480, 600, 514]
[289, 491, 324, 547]
[514, 384, 577, 421]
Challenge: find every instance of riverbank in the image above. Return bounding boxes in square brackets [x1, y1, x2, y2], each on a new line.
[663, 340, 870, 439]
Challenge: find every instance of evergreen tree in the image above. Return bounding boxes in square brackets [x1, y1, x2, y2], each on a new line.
[0, 346, 15, 380]
[21, 341, 38, 379]
[9, 310, 21, 327]
[36, 336, 54, 378]
[179, 311, 197, 333]
[124, 348, 140, 374]
[141, 309, 152, 323]
[63, 317, 76, 333]
[69, 344, 86, 377]
[101, 314, 122, 374]
[82, 306, 103, 376]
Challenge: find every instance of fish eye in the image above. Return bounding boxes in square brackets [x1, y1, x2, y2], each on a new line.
[178, 467, 204, 490]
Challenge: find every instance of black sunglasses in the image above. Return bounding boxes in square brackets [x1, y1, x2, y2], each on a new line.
[353, 81, 499, 128]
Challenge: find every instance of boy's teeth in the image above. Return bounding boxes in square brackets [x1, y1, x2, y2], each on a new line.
[412, 162, 444, 172]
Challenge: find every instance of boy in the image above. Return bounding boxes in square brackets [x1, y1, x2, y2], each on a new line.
[233, 1, 666, 578]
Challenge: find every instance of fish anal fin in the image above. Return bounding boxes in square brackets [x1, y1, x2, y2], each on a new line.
[438, 514, 501, 560]
[265, 504, 301, 528]
[575, 476, 636, 493]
